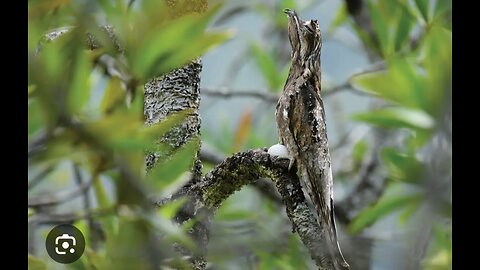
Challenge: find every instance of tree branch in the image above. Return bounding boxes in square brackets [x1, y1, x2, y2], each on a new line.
[28, 174, 97, 207]
[193, 148, 336, 269]
[201, 88, 279, 102]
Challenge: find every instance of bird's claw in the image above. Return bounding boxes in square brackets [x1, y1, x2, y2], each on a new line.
[288, 158, 295, 171]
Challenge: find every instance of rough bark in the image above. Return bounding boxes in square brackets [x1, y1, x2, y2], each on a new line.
[194, 148, 333, 268]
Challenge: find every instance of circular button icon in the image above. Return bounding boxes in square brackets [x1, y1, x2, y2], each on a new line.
[45, 224, 85, 264]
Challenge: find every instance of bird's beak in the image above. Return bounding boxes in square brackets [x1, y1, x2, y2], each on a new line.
[283, 8, 297, 18]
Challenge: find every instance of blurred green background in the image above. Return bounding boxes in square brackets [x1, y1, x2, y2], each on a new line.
[28, 0, 451, 269]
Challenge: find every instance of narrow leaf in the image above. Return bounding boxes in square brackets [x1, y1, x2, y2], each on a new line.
[232, 110, 252, 152]
[353, 107, 435, 131]
[146, 138, 200, 193]
[100, 77, 126, 114]
[381, 147, 424, 183]
[28, 255, 46, 270]
[414, 0, 430, 22]
[250, 44, 281, 90]
[67, 49, 91, 114]
[349, 192, 422, 234]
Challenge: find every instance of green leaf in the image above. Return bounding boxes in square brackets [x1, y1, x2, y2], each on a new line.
[398, 198, 421, 224]
[140, 109, 191, 145]
[146, 138, 200, 194]
[28, 99, 44, 136]
[28, 85, 37, 96]
[432, 0, 451, 24]
[352, 140, 367, 162]
[67, 49, 91, 114]
[348, 192, 423, 234]
[381, 147, 424, 183]
[367, 1, 389, 57]
[422, 26, 452, 116]
[104, 214, 154, 270]
[353, 107, 435, 131]
[157, 197, 187, 220]
[28, 255, 46, 270]
[351, 57, 427, 110]
[93, 175, 116, 233]
[280, 0, 296, 10]
[128, 4, 230, 80]
[414, 0, 430, 22]
[329, 4, 348, 32]
[393, 6, 414, 51]
[84, 247, 108, 270]
[250, 44, 282, 90]
[156, 31, 232, 78]
[432, 224, 452, 252]
[84, 112, 147, 151]
[217, 209, 256, 221]
[100, 77, 127, 114]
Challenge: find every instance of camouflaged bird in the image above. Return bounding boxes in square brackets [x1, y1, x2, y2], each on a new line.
[275, 9, 350, 270]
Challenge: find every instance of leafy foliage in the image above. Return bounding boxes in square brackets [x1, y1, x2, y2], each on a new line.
[28, 0, 451, 269]
[28, 0, 228, 268]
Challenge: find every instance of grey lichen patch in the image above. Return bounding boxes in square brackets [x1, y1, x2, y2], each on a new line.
[200, 151, 263, 209]
[144, 59, 202, 170]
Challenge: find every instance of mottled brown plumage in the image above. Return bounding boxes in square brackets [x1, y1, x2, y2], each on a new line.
[276, 9, 350, 270]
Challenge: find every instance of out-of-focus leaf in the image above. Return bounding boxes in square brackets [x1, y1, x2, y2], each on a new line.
[39, 130, 92, 163]
[398, 198, 421, 224]
[432, 224, 452, 252]
[67, 48, 92, 114]
[329, 4, 348, 32]
[101, 77, 126, 114]
[84, 247, 108, 270]
[432, 0, 451, 25]
[352, 140, 367, 162]
[367, 1, 389, 57]
[256, 234, 308, 270]
[393, 6, 414, 51]
[84, 113, 147, 151]
[104, 213, 154, 270]
[146, 138, 200, 193]
[250, 44, 282, 91]
[28, 0, 70, 20]
[281, 0, 296, 9]
[28, 85, 37, 96]
[414, 0, 430, 23]
[93, 175, 116, 234]
[422, 250, 451, 270]
[128, 4, 231, 80]
[217, 209, 256, 221]
[381, 147, 423, 183]
[140, 109, 191, 145]
[157, 197, 187, 220]
[157, 31, 233, 78]
[348, 192, 423, 234]
[352, 58, 427, 110]
[28, 255, 46, 270]
[353, 107, 435, 131]
[28, 99, 44, 136]
[422, 26, 452, 116]
[232, 110, 252, 152]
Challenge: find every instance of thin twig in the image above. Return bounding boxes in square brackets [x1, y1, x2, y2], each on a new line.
[30, 207, 115, 225]
[28, 165, 55, 190]
[201, 88, 279, 102]
[202, 61, 386, 103]
[28, 174, 97, 207]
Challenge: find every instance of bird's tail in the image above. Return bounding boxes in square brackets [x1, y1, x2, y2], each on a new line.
[301, 169, 350, 270]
